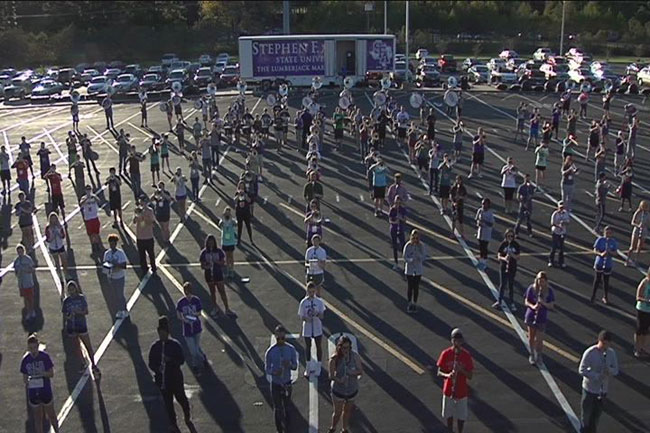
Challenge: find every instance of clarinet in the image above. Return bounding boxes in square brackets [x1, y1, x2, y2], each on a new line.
[451, 348, 459, 400]
[160, 340, 166, 391]
[534, 286, 543, 325]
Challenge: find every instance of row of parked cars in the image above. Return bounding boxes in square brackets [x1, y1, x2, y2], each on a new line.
[0, 52, 241, 101]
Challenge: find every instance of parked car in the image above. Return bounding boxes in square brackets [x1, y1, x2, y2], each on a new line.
[219, 65, 240, 87]
[626, 62, 641, 76]
[546, 55, 567, 65]
[637, 67, 650, 86]
[565, 47, 585, 60]
[80, 68, 100, 85]
[86, 76, 112, 95]
[419, 56, 438, 68]
[31, 79, 64, 97]
[214, 61, 227, 74]
[438, 54, 457, 72]
[392, 60, 412, 84]
[57, 68, 78, 86]
[93, 61, 107, 73]
[112, 74, 139, 93]
[166, 68, 190, 89]
[487, 58, 506, 71]
[0, 68, 18, 78]
[533, 47, 553, 61]
[568, 68, 594, 84]
[540, 63, 570, 80]
[104, 68, 122, 81]
[148, 65, 165, 77]
[139, 73, 164, 91]
[108, 60, 126, 71]
[199, 54, 214, 66]
[162, 53, 179, 67]
[3, 76, 33, 99]
[124, 64, 144, 79]
[593, 69, 620, 85]
[520, 69, 546, 86]
[394, 53, 406, 63]
[461, 57, 479, 72]
[188, 63, 201, 77]
[416, 64, 441, 87]
[0, 74, 13, 86]
[590, 61, 609, 74]
[193, 67, 215, 87]
[489, 67, 517, 84]
[467, 64, 489, 83]
[75, 63, 90, 73]
[415, 48, 429, 60]
[216, 53, 230, 64]
[498, 49, 518, 60]
[506, 57, 526, 71]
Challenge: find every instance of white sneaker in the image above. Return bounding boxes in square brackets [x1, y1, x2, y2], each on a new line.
[528, 354, 536, 365]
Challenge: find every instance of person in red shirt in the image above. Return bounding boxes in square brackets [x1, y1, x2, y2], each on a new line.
[12, 155, 30, 195]
[437, 328, 474, 433]
[44, 164, 66, 220]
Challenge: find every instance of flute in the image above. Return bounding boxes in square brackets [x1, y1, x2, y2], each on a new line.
[534, 286, 543, 325]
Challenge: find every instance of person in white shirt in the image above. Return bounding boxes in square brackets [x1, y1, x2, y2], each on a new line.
[103, 234, 128, 319]
[395, 106, 410, 145]
[500, 157, 518, 214]
[549, 201, 570, 268]
[305, 234, 327, 297]
[298, 282, 326, 377]
[80, 185, 102, 251]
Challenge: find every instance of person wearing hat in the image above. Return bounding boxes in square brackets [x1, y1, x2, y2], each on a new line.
[148, 316, 193, 433]
[549, 201, 570, 268]
[578, 330, 618, 433]
[437, 328, 474, 433]
[265, 325, 298, 433]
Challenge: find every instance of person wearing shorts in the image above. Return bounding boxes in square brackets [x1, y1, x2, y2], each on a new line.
[328, 335, 363, 433]
[305, 234, 327, 296]
[369, 159, 389, 216]
[106, 167, 123, 227]
[634, 270, 650, 358]
[15, 192, 35, 251]
[62, 280, 100, 375]
[80, 185, 101, 251]
[468, 128, 485, 178]
[438, 154, 453, 215]
[45, 212, 68, 277]
[44, 164, 66, 219]
[103, 234, 129, 319]
[220, 206, 237, 279]
[152, 182, 173, 243]
[200, 234, 235, 317]
[437, 328, 474, 433]
[21, 334, 61, 433]
[0, 145, 10, 193]
[500, 157, 518, 214]
[524, 271, 555, 366]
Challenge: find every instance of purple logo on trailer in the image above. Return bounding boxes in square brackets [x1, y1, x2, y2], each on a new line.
[366, 39, 394, 71]
[252, 39, 325, 77]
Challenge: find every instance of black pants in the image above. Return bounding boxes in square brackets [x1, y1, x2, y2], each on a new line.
[237, 211, 253, 243]
[105, 111, 114, 128]
[580, 389, 604, 433]
[137, 238, 156, 272]
[515, 206, 532, 236]
[591, 271, 611, 301]
[549, 234, 565, 266]
[211, 146, 220, 167]
[595, 201, 606, 231]
[118, 149, 127, 173]
[271, 383, 292, 433]
[498, 266, 516, 303]
[160, 380, 191, 426]
[406, 274, 421, 303]
[428, 168, 439, 193]
[304, 335, 323, 361]
[479, 240, 489, 259]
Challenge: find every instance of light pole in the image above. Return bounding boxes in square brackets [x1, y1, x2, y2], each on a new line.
[405, 1, 409, 61]
[364, 2, 374, 33]
[384, 1, 387, 34]
[558, 1, 566, 56]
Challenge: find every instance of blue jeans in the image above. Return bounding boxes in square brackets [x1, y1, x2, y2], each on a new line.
[184, 332, 206, 367]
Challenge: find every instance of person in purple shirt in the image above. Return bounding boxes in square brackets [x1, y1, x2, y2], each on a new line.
[524, 271, 555, 366]
[591, 226, 618, 305]
[20, 334, 60, 433]
[200, 234, 235, 318]
[176, 281, 208, 374]
[389, 196, 407, 270]
[386, 173, 409, 207]
[468, 127, 485, 179]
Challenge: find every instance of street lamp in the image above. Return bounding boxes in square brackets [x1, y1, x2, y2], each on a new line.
[364, 1, 374, 33]
[559, 1, 566, 56]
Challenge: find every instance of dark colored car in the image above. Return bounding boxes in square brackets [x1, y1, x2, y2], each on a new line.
[93, 61, 107, 73]
[139, 73, 164, 91]
[219, 65, 240, 87]
[165, 69, 190, 89]
[438, 54, 457, 72]
[193, 67, 215, 87]
[57, 67, 79, 86]
[108, 60, 126, 71]
[124, 64, 144, 79]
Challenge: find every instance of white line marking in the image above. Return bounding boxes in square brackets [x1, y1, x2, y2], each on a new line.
[0, 105, 68, 134]
[336, 194, 340, 203]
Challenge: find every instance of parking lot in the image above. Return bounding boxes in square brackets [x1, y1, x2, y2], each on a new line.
[0, 83, 649, 433]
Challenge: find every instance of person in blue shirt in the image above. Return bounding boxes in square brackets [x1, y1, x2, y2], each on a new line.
[591, 226, 617, 304]
[265, 325, 298, 433]
[369, 158, 389, 216]
[62, 280, 100, 376]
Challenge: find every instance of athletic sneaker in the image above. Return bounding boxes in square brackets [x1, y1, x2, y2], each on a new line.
[492, 301, 501, 309]
[528, 354, 536, 365]
[510, 303, 517, 312]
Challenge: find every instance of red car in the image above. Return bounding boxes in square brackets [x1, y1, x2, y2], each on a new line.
[438, 54, 457, 72]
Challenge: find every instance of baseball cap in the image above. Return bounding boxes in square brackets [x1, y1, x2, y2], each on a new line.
[450, 328, 463, 339]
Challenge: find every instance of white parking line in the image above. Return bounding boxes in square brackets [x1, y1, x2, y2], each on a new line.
[0, 105, 68, 134]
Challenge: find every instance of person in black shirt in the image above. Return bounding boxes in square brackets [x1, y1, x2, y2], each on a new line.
[493, 229, 520, 311]
[148, 316, 194, 433]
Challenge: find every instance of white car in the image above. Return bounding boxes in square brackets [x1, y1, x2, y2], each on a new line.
[533, 48, 553, 61]
[419, 56, 437, 67]
[565, 48, 584, 60]
[540, 63, 570, 80]
[86, 76, 112, 95]
[415, 48, 429, 60]
[506, 57, 526, 71]
[216, 53, 229, 64]
[590, 61, 609, 74]
[199, 54, 213, 66]
[214, 61, 227, 74]
[468, 65, 489, 83]
[498, 49, 518, 60]
[490, 67, 517, 84]
[637, 67, 650, 85]
[112, 74, 139, 93]
[568, 58, 588, 71]
[487, 58, 506, 71]
[568, 68, 594, 84]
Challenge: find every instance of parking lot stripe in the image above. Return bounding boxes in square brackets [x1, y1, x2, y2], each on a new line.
[0, 105, 67, 134]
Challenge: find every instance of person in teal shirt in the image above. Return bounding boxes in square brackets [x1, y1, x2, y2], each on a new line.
[634, 270, 650, 358]
[219, 206, 237, 279]
[369, 159, 389, 216]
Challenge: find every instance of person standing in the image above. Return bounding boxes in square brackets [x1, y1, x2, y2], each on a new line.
[117, 131, 130, 176]
[500, 157, 518, 214]
[234, 181, 253, 245]
[299, 282, 326, 377]
[634, 270, 650, 358]
[578, 330, 619, 433]
[403, 229, 426, 313]
[0, 145, 10, 194]
[176, 282, 208, 375]
[103, 234, 128, 319]
[15, 244, 36, 320]
[389, 196, 407, 270]
[105, 167, 123, 227]
[265, 325, 298, 433]
[80, 185, 102, 253]
[514, 174, 535, 238]
[594, 172, 609, 234]
[626, 200, 649, 267]
[436, 328, 474, 433]
[12, 153, 31, 195]
[151, 182, 173, 243]
[45, 212, 68, 278]
[44, 164, 66, 220]
[534, 141, 549, 191]
[305, 234, 327, 297]
[219, 206, 237, 279]
[494, 229, 520, 311]
[560, 155, 579, 213]
[126, 145, 144, 199]
[133, 197, 156, 274]
[524, 271, 555, 366]
[200, 234, 234, 317]
[62, 280, 100, 375]
[328, 335, 364, 433]
[438, 154, 454, 215]
[450, 175, 467, 239]
[140, 95, 148, 127]
[549, 201, 570, 268]
[369, 158, 389, 216]
[15, 191, 35, 252]
[303, 171, 324, 211]
[591, 227, 617, 305]
[21, 334, 61, 433]
[475, 198, 494, 271]
[468, 128, 485, 179]
[101, 94, 114, 130]
[386, 173, 409, 208]
[148, 316, 194, 433]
